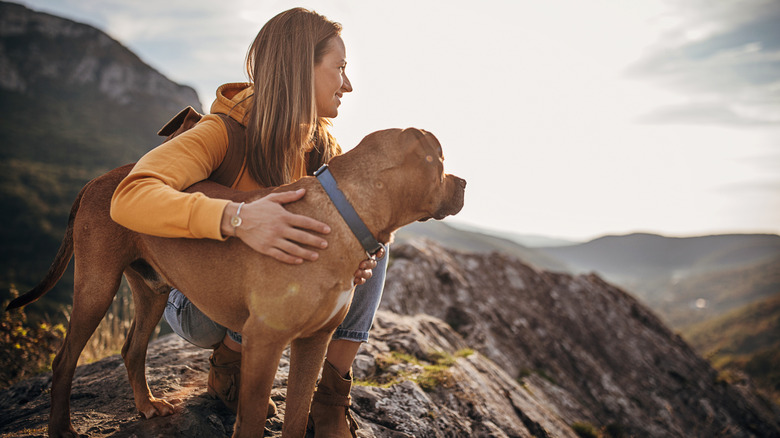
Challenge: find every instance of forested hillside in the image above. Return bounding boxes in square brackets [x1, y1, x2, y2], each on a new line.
[0, 1, 201, 317]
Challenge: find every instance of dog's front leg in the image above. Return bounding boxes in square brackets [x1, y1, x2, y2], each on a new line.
[232, 320, 286, 438]
[284, 331, 333, 437]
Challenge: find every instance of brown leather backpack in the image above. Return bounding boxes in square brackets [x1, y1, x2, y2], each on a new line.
[156, 106, 246, 187]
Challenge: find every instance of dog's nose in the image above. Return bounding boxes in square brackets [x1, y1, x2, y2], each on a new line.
[451, 175, 466, 189]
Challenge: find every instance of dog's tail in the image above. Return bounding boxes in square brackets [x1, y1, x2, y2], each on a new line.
[6, 181, 89, 311]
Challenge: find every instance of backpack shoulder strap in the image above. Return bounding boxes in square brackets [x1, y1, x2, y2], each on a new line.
[156, 106, 246, 187]
[157, 106, 202, 141]
[209, 113, 247, 187]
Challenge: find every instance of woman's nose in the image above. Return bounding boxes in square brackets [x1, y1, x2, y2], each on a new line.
[342, 73, 353, 93]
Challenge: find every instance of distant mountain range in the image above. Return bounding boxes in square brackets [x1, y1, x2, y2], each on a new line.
[537, 232, 780, 326]
[394, 221, 571, 272]
[399, 222, 779, 329]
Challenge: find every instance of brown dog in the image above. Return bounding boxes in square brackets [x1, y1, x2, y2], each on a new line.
[8, 127, 466, 437]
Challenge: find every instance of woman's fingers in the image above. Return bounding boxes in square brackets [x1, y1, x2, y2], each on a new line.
[234, 190, 333, 264]
[273, 238, 319, 262]
[265, 247, 304, 265]
[358, 258, 378, 270]
[264, 188, 307, 204]
[284, 227, 329, 250]
[267, 189, 331, 235]
[285, 211, 331, 236]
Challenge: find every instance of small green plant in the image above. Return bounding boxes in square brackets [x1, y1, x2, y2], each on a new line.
[354, 351, 417, 388]
[571, 422, 601, 438]
[517, 367, 557, 386]
[417, 364, 453, 392]
[1, 286, 66, 389]
[427, 350, 455, 366]
[455, 348, 474, 358]
[354, 348, 463, 392]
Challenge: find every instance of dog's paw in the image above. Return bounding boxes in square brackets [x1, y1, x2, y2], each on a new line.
[49, 423, 86, 438]
[139, 397, 176, 419]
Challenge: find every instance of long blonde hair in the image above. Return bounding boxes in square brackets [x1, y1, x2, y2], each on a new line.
[244, 7, 343, 187]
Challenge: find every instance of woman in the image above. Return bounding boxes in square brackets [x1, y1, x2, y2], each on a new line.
[110, 8, 384, 437]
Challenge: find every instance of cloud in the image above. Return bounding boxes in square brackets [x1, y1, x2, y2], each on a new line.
[637, 100, 780, 126]
[716, 179, 780, 194]
[626, 0, 780, 126]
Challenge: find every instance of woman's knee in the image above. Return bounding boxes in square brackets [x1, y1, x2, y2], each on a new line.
[164, 289, 227, 349]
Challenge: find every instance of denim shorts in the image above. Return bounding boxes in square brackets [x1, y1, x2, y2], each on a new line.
[163, 244, 388, 348]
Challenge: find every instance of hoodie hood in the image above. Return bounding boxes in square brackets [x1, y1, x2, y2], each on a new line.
[210, 82, 253, 126]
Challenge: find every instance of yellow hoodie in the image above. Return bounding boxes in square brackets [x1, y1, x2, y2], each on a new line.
[110, 83, 308, 241]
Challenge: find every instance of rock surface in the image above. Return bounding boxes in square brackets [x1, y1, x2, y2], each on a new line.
[0, 312, 577, 438]
[380, 240, 780, 437]
[1, 241, 779, 437]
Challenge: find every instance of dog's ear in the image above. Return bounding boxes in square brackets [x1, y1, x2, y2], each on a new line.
[400, 128, 443, 162]
[399, 128, 426, 157]
[400, 127, 426, 143]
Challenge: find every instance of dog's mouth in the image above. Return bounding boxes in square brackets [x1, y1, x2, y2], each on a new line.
[419, 175, 466, 222]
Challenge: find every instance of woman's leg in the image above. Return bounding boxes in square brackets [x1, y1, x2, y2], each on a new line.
[164, 288, 227, 349]
[327, 244, 389, 374]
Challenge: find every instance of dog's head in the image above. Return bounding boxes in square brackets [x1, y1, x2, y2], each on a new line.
[398, 128, 466, 221]
[339, 127, 466, 230]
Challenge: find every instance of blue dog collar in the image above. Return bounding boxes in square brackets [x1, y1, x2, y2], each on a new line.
[314, 164, 383, 256]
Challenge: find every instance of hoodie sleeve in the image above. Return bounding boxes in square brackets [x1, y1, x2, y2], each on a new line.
[110, 114, 232, 240]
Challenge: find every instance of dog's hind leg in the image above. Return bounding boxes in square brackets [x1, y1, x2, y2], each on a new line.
[49, 271, 122, 438]
[121, 269, 174, 419]
[284, 331, 332, 438]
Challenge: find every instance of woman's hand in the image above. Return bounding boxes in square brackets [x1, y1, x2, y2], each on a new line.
[353, 246, 385, 286]
[221, 189, 331, 264]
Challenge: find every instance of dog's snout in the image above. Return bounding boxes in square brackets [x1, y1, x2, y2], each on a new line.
[430, 174, 465, 220]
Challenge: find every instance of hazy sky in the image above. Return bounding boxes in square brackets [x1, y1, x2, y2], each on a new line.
[18, 0, 780, 241]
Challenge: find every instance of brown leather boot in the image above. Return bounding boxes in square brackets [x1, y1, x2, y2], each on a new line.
[207, 341, 277, 417]
[306, 360, 359, 438]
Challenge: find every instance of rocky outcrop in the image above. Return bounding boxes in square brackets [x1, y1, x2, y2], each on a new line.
[0, 312, 578, 438]
[380, 240, 780, 437]
[1, 242, 778, 437]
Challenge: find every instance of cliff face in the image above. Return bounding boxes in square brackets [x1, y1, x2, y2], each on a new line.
[378, 240, 780, 437]
[0, 0, 201, 168]
[0, 1, 199, 112]
[1, 242, 778, 437]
